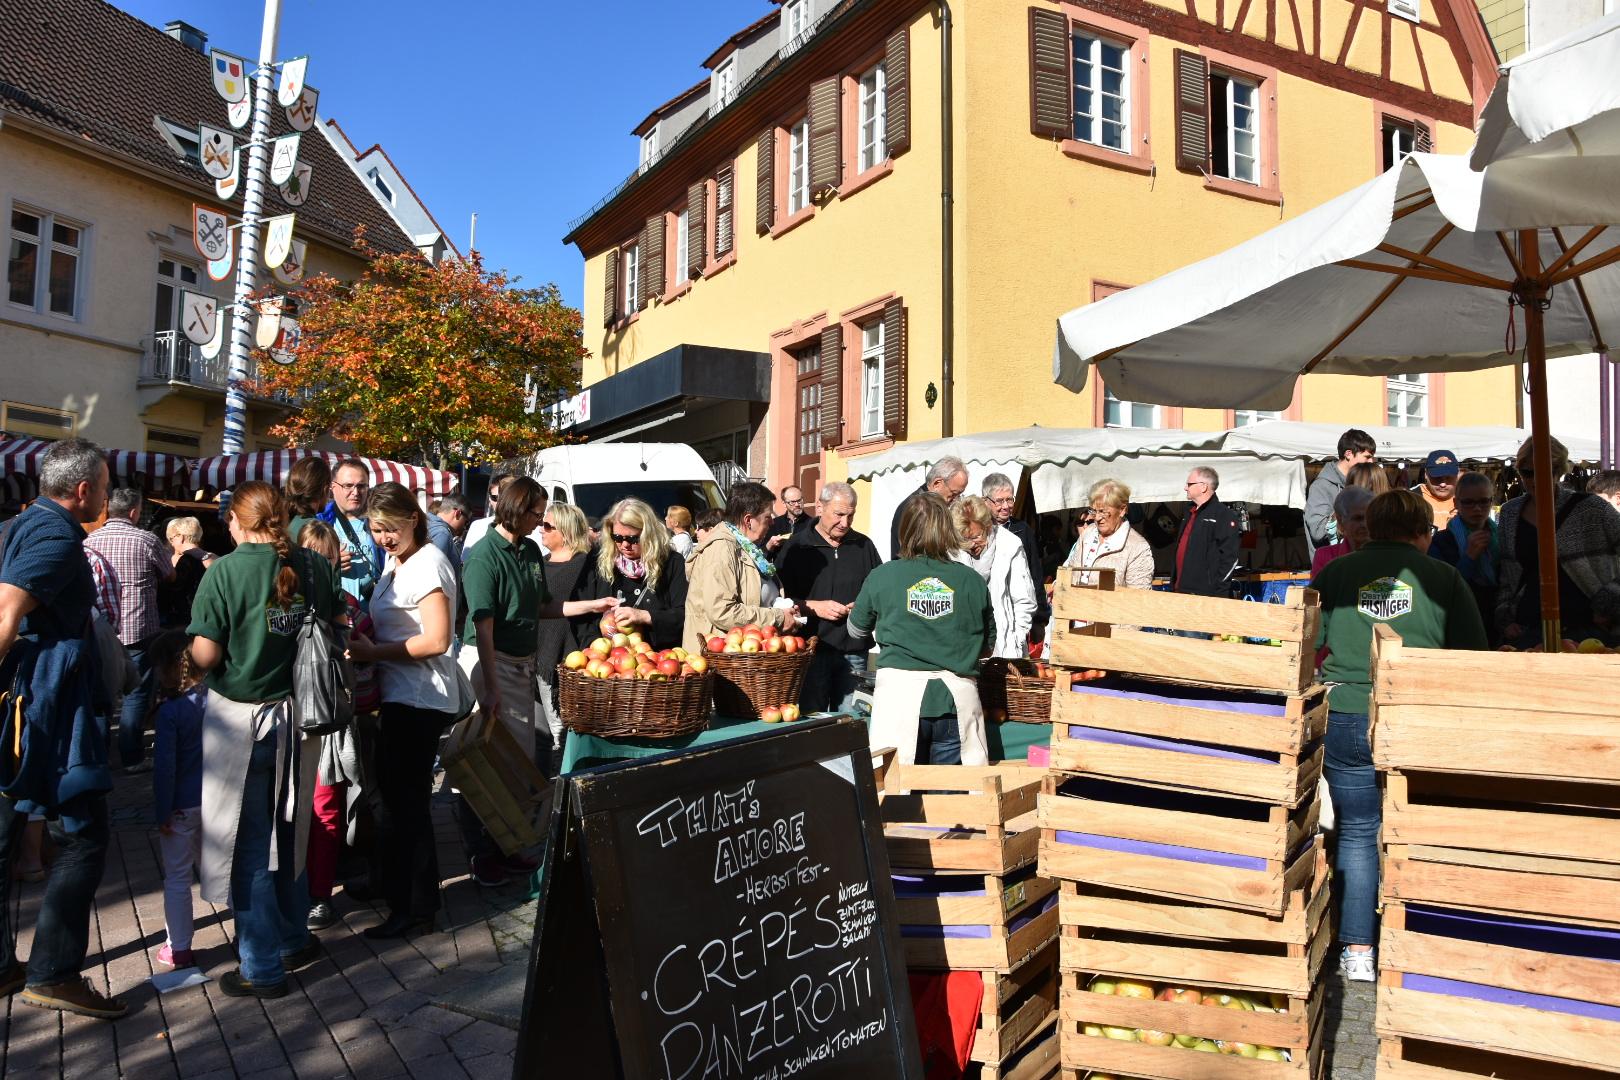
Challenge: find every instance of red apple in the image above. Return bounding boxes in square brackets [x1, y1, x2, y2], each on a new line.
[613, 656, 637, 675]
[1114, 980, 1155, 1000]
[781, 704, 800, 722]
[725, 629, 745, 647]
[1158, 987, 1202, 1007]
[760, 707, 783, 724]
[706, 636, 727, 652]
[1138, 1029, 1174, 1047]
[657, 658, 679, 677]
[764, 637, 783, 654]
[740, 639, 761, 654]
[781, 636, 800, 654]
[722, 642, 742, 654]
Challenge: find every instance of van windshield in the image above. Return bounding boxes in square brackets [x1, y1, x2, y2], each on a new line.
[569, 480, 725, 523]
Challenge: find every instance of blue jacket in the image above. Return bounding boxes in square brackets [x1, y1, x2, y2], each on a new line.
[153, 686, 206, 824]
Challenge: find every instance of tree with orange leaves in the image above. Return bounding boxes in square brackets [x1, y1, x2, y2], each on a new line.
[255, 244, 584, 467]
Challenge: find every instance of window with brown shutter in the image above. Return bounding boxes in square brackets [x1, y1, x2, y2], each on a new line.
[603, 247, 619, 328]
[881, 298, 906, 440]
[1029, 7, 1071, 139]
[640, 215, 665, 305]
[687, 181, 707, 277]
[755, 129, 775, 235]
[715, 166, 735, 255]
[1413, 120, 1433, 153]
[885, 25, 911, 156]
[1174, 49, 1210, 173]
[818, 324, 843, 450]
[808, 76, 841, 194]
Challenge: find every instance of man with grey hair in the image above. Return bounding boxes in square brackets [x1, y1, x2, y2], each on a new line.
[889, 456, 969, 558]
[83, 486, 172, 772]
[427, 492, 470, 566]
[983, 472, 1048, 647]
[780, 481, 882, 713]
[766, 485, 813, 560]
[1171, 466, 1242, 598]
[0, 438, 128, 1019]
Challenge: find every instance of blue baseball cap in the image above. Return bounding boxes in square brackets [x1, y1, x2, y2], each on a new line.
[1423, 450, 1460, 477]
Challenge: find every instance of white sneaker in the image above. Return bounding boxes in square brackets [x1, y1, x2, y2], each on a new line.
[1341, 947, 1376, 983]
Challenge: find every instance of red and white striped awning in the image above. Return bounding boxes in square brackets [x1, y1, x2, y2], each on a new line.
[189, 450, 458, 498]
[0, 437, 51, 479]
[0, 439, 187, 491]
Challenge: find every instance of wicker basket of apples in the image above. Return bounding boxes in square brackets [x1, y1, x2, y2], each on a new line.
[556, 618, 714, 739]
[700, 624, 816, 720]
[978, 658, 1062, 724]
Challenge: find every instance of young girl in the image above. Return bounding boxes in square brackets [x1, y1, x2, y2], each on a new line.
[150, 630, 204, 969]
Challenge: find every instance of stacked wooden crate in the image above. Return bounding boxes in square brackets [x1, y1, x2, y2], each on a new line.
[1369, 626, 1620, 1079]
[1038, 571, 1332, 1079]
[882, 763, 1061, 1079]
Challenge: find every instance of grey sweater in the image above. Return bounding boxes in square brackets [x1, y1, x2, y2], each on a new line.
[1304, 463, 1346, 557]
[1495, 487, 1620, 634]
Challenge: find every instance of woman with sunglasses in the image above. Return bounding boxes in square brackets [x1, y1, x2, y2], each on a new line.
[571, 499, 689, 651]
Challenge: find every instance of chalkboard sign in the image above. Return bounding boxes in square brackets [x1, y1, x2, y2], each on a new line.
[515, 717, 923, 1080]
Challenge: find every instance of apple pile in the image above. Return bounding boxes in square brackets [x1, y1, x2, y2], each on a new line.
[1499, 637, 1617, 654]
[563, 622, 709, 681]
[1079, 977, 1292, 1061]
[758, 703, 802, 724]
[703, 623, 810, 656]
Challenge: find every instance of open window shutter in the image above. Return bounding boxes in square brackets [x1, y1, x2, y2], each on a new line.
[715, 166, 735, 255]
[885, 26, 911, 156]
[603, 247, 619, 327]
[808, 76, 841, 194]
[818, 324, 843, 450]
[641, 215, 665, 305]
[686, 181, 707, 277]
[755, 129, 775, 234]
[1029, 7, 1071, 139]
[1413, 120, 1433, 153]
[881, 298, 907, 440]
[1174, 50, 1211, 172]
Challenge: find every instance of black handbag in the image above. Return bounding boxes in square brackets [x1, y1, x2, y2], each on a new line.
[291, 549, 355, 736]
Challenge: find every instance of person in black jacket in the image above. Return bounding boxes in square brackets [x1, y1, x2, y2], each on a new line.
[1427, 471, 1499, 648]
[569, 498, 688, 651]
[1171, 467, 1242, 598]
[779, 482, 882, 714]
[888, 457, 968, 558]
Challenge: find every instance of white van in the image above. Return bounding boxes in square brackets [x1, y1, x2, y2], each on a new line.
[513, 443, 726, 522]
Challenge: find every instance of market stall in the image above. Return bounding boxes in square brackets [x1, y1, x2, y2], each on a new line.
[0, 436, 191, 496]
[189, 449, 459, 497]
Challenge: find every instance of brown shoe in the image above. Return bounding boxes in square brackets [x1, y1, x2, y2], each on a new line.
[19, 977, 127, 1019]
[0, 961, 23, 997]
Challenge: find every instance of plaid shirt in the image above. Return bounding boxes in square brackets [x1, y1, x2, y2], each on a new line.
[83, 518, 171, 645]
[84, 544, 121, 636]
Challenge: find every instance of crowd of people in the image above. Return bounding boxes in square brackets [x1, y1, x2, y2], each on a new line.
[0, 428, 1617, 1019]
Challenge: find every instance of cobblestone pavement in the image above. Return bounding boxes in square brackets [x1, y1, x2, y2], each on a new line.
[1323, 968, 1379, 1079]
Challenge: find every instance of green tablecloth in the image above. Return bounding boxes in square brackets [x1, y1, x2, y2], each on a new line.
[560, 714, 1051, 773]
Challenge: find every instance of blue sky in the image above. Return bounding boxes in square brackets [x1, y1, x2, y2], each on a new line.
[118, 0, 764, 310]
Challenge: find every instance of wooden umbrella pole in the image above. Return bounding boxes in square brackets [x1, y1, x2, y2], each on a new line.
[1519, 229, 1563, 651]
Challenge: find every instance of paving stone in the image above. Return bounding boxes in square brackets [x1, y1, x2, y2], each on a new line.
[445, 1018, 516, 1058]
[386, 1023, 450, 1060]
[398, 1004, 475, 1038]
[405, 1052, 472, 1080]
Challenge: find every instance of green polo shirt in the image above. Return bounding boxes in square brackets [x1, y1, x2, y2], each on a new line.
[1310, 540, 1488, 715]
[850, 557, 993, 679]
[460, 526, 550, 656]
[187, 543, 344, 703]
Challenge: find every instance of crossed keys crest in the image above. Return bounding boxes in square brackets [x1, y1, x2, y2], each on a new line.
[196, 215, 226, 250]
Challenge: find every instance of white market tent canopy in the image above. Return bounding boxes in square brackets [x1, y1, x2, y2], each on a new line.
[1213, 421, 1602, 465]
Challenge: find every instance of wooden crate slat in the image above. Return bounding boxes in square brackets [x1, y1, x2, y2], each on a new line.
[1384, 794, 1620, 863]
[442, 709, 547, 857]
[975, 1017, 1059, 1080]
[1372, 704, 1620, 783]
[1383, 921, 1620, 1009]
[1059, 912, 1331, 998]
[973, 970, 1058, 1064]
[1039, 832, 1316, 917]
[1051, 572, 1319, 642]
[1370, 625, 1620, 717]
[1051, 628, 1313, 695]
[888, 818, 1038, 873]
[1058, 882, 1324, 947]
[1052, 681, 1327, 757]
[897, 873, 1057, 927]
[1384, 855, 1620, 928]
[1377, 1037, 1619, 1079]
[1060, 981, 1309, 1047]
[902, 902, 1059, 972]
[1039, 786, 1317, 863]
[1058, 1017, 1316, 1079]
[1376, 985, 1620, 1074]
[1049, 729, 1321, 806]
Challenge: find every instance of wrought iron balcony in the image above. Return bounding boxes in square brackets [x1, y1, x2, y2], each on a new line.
[139, 330, 302, 405]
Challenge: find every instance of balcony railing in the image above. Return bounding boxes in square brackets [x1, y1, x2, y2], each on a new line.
[139, 330, 302, 405]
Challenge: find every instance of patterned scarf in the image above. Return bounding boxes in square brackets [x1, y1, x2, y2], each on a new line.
[614, 553, 648, 580]
[724, 522, 778, 579]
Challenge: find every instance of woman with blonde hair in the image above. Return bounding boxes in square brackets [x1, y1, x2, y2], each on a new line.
[159, 516, 214, 629]
[666, 505, 696, 558]
[571, 498, 689, 650]
[952, 495, 1036, 659]
[1046, 479, 1155, 645]
[188, 481, 344, 997]
[536, 502, 591, 767]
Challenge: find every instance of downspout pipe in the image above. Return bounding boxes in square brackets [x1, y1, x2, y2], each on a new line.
[939, 0, 955, 437]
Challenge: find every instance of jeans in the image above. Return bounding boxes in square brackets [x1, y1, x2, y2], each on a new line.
[159, 807, 202, 952]
[0, 793, 108, 986]
[374, 703, 450, 919]
[119, 640, 157, 766]
[799, 649, 867, 714]
[231, 736, 312, 985]
[1324, 710, 1381, 946]
[917, 715, 962, 765]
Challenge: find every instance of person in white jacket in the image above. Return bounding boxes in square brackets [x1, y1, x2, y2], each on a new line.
[952, 495, 1036, 658]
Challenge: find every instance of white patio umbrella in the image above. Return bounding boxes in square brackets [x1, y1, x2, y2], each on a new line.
[1052, 150, 1620, 649]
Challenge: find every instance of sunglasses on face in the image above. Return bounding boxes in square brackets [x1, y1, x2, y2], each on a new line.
[539, 522, 557, 532]
[612, 532, 641, 546]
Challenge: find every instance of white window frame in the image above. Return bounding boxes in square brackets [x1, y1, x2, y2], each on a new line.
[622, 243, 640, 314]
[1071, 31, 1130, 153]
[1382, 119, 1415, 172]
[674, 208, 689, 283]
[788, 118, 811, 214]
[1221, 74, 1260, 184]
[1387, 373, 1428, 427]
[1232, 409, 1283, 426]
[7, 204, 85, 320]
[858, 63, 888, 171]
[153, 255, 204, 334]
[1102, 388, 1160, 429]
[782, 0, 809, 53]
[860, 319, 885, 438]
[713, 57, 737, 108]
[639, 129, 659, 172]
[0, 401, 77, 440]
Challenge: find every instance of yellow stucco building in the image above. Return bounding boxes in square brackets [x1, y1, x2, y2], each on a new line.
[563, 0, 1503, 502]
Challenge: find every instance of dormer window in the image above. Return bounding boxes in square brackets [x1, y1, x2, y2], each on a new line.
[782, 0, 809, 54]
[155, 118, 201, 164]
[713, 57, 737, 108]
[640, 130, 659, 172]
[368, 167, 395, 204]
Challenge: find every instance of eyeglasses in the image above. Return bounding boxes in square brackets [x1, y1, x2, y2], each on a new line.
[525, 504, 547, 518]
[987, 496, 1015, 507]
[333, 481, 369, 493]
[539, 522, 557, 532]
[611, 532, 641, 546]
[1185, 481, 1208, 489]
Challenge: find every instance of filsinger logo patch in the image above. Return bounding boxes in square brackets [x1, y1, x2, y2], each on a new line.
[1357, 577, 1413, 621]
[906, 577, 955, 620]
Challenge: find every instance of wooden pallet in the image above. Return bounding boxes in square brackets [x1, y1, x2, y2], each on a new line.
[1049, 569, 1320, 694]
[883, 764, 1043, 874]
[968, 940, 1060, 1066]
[1378, 1037, 1619, 1078]
[1049, 680, 1327, 805]
[902, 892, 1059, 971]
[441, 706, 548, 857]
[1038, 773, 1320, 915]
[970, 1016, 1059, 1080]
[1369, 623, 1620, 784]
[1057, 984, 1325, 1079]
[1374, 901, 1620, 1075]
[895, 867, 1058, 929]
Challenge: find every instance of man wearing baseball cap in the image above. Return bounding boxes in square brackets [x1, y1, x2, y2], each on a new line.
[1415, 450, 1460, 532]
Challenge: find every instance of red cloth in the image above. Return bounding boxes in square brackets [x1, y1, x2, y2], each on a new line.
[1174, 510, 1196, 585]
[908, 970, 985, 1079]
[307, 780, 345, 901]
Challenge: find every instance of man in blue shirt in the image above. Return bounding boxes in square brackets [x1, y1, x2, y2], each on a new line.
[0, 438, 126, 1020]
[320, 459, 382, 611]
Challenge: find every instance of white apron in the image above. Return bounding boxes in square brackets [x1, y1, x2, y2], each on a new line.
[868, 667, 988, 767]
[199, 694, 318, 905]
